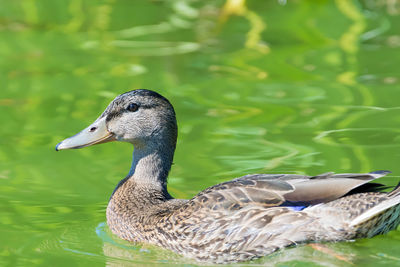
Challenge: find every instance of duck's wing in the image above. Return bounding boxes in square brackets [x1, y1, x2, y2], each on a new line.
[191, 171, 391, 210]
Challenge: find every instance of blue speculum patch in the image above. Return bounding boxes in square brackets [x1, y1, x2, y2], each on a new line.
[287, 206, 307, 211]
[281, 201, 309, 211]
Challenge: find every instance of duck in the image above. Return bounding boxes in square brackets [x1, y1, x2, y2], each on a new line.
[56, 89, 400, 264]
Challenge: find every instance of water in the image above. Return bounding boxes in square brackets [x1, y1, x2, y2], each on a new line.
[1, 0, 400, 266]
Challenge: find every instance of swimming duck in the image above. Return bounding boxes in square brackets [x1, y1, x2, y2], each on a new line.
[56, 89, 400, 264]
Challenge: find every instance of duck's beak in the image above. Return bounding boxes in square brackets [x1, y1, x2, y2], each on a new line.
[56, 116, 116, 151]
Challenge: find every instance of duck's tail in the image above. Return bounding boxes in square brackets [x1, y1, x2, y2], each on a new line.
[349, 183, 400, 238]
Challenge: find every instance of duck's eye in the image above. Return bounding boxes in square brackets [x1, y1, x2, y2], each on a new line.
[126, 103, 139, 112]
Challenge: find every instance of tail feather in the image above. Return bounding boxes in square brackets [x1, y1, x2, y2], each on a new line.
[350, 186, 400, 237]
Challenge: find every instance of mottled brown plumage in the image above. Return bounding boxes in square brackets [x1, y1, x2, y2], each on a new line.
[57, 89, 400, 264]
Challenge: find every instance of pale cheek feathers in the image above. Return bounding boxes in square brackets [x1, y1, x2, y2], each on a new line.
[109, 116, 157, 142]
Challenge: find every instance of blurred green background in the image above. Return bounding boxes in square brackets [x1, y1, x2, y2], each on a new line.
[1, 0, 400, 266]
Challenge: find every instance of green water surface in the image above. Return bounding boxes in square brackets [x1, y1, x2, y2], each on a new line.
[1, 0, 400, 266]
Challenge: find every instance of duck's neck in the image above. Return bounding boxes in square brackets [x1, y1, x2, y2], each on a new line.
[110, 143, 175, 204]
[128, 144, 175, 191]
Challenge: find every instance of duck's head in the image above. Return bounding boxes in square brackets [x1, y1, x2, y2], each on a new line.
[56, 89, 177, 151]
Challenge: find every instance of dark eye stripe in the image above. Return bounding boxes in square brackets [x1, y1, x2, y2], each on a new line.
[105, 103, 159, 122]
[139, 104, 158, 109]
